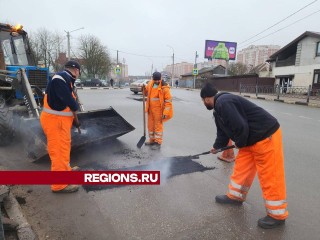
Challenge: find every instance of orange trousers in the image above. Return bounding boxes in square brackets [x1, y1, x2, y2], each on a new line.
[147, 105, 163, 144]
[227, 128, 288, 220]
[40, 112, 73, 191]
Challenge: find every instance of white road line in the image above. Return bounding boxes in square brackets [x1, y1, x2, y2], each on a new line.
[282, 112, 292, 115]
[299, 116, 312, 120]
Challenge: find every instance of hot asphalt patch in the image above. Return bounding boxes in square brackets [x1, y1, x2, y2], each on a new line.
[81, 154, 215, 191]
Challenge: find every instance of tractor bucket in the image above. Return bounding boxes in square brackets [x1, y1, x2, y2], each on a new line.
[21, 107, 135, 162]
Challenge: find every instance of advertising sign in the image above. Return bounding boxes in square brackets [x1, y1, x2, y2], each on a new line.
[204, 40, 237, 61]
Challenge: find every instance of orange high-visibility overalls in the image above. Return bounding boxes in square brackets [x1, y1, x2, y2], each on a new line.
[40, 75, 76, 191]
[227, 128, 288, 220]
[145, 80, 173, 144]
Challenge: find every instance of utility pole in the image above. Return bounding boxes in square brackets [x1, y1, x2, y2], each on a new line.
[66, 31, 70, 60]
[123, 58, 126, 80]
[64, 27, 84, 60]
[193, 51, 198, 89]
[117, 50, 119, 64]
[167, 45, 174, 87]
[172, 52, 175, 87]
[116, 50, 119, 87]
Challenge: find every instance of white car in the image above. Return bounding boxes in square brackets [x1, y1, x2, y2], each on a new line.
[130, 79, 150, 94]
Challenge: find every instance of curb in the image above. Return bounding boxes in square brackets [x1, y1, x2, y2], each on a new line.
[3, 192, 38, 240]
[295, 101, 308, 106]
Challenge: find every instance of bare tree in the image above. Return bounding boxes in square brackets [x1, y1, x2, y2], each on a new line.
[227, 62, 248, 76]
[29, 28, 65, 71]
[78, 34, 111, 79]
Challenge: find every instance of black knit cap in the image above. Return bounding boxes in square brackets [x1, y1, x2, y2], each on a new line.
[65, 60, 81, 71]
[200, 82, 218, 98]
[152, 72, 161, 80]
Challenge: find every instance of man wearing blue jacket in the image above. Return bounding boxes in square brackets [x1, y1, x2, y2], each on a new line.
[40, 60, 81, 193]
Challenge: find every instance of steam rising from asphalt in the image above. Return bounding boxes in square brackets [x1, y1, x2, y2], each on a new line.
[140, 157, 172, 184]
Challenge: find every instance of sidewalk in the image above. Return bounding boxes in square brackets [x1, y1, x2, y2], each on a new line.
[183, 87, 320, 108]
[237, 92, 320, 108]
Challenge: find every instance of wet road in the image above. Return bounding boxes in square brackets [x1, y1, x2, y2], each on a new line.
[1, 87, 320, 239]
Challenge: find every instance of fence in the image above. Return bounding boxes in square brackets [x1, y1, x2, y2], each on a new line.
[240, 84, 320, 102]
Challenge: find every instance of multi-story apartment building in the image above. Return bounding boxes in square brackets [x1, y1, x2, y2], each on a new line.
[237, 45, 281, 67]
[164, 62, 193, 78]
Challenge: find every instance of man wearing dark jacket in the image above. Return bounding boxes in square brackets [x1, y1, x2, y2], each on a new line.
[40, 60, 81, 193]
[200, 83, 288, 229]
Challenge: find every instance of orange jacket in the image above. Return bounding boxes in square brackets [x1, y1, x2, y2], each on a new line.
[144, 80, 173, 122]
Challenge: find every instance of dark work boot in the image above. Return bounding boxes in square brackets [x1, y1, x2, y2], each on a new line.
[151, 142, 161, 150]
[215, 195, 243, 205]
[258, 215, 285, 229]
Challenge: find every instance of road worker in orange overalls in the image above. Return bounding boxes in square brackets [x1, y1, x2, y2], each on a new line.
[40, 60, 81, 193]
[200, 82, 288, 229]
[144, 72, 173, 150]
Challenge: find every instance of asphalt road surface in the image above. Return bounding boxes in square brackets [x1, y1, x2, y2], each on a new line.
[1, 87, 319, 240]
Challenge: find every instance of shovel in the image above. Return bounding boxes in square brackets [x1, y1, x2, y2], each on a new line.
[191, 145, 235, 158]
[137, 86, 146, 148]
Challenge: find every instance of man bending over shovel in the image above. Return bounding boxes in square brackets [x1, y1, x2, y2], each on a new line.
[200, 82, 288, 229]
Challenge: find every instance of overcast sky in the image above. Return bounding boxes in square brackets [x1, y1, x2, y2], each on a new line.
[1, 0, 319, 75]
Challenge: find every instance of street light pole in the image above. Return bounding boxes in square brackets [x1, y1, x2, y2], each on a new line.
[64, 27, 84, 60]
[148, 58, 153, 78]
[167, 45, 174, 87]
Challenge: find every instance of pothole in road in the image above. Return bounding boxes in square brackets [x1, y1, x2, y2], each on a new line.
[82, 153, 215, 192]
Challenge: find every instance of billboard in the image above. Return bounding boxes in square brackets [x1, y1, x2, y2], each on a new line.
[204, 40, 237, 61]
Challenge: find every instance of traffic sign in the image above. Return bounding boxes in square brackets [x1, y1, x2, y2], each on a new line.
[115, 67, 121, 75]
[192, 68, 198, 76]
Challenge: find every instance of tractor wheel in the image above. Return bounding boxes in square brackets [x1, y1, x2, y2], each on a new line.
[0, 97, 14, 146]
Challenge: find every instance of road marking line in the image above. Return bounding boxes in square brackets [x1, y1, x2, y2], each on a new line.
[299, 116, 312, 120]
[282, 112, 292, 115]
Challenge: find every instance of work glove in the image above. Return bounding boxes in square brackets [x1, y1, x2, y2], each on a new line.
[210, 148, 218, 154]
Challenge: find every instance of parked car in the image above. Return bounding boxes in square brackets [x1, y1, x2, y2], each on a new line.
[84, 79, 102, 87]
[130, 79, 150, 94]
[75, 79, 82, 87]
[101, 80, 107, 87]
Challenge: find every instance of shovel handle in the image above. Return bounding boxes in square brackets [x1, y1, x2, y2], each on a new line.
[217, 145, 235, 152]
[196, 145, 236, 157]
[142, 86, 146, 137]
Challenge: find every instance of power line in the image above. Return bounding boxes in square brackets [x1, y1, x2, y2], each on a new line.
[241, 9, 320, 48]
[239, 0, 318, 45]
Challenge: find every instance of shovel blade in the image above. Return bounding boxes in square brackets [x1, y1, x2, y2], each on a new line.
[137, 136, 146, 148]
